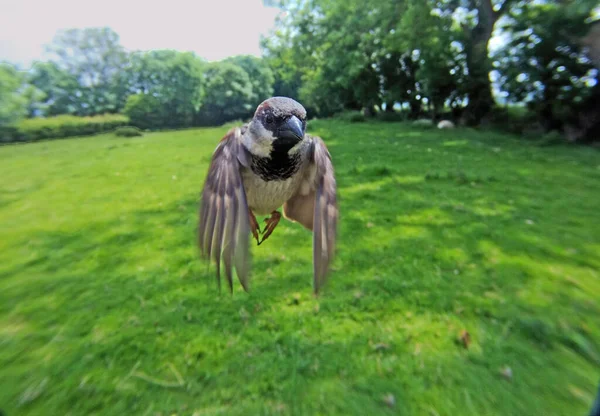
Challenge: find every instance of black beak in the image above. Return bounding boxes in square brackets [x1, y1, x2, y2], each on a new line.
[277, 115, 304, 143]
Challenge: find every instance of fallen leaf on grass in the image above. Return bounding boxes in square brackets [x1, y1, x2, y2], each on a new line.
[459, 330, 471, 349]
[414, 343, 422, 355]
[372, 342, 390, 352]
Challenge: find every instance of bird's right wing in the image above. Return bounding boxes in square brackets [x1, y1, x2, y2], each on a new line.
[198, 127, 252, 292]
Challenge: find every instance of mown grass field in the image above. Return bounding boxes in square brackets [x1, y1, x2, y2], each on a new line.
[1, 121, 599, 416]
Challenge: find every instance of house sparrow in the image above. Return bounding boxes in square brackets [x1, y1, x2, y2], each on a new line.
[198, 97, 337, 294]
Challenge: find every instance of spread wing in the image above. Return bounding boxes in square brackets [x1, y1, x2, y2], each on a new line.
[198, 127, 252, 292]
[283, 135, 338, 293]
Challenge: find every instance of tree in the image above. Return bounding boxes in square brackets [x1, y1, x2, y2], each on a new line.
[197, 62, 254, 125]
[123, 93, 164, 130]
[263, 0, 386, 116]
[28, 61, 79, 116]
[387, 0, 466, 119]
[263, 0, 467, 118]
[262, 44, 304, 100]
[0, 64, 27, 125]
[45, 27, 127, 115]
[261, 0, 314, 101]
[120, 50, 205, 128]
[378, 52, 422, 116]
[494, 1, 597, 136]
[21, 83, 47, 118]
[436, 0, 516, 124]
[224, 55, 275, 106]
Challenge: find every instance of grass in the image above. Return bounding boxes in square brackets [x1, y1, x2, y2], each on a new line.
[1, 120, 599, 415]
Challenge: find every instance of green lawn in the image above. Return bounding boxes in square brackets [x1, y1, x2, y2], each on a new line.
[1, 121, 599, 416]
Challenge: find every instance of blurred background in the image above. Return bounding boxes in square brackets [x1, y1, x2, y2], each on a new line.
[0, 0, 598, 140]
[1, 1, 600, 416]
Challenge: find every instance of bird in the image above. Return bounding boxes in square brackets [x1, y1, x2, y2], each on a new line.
[198, 96, 338, 294]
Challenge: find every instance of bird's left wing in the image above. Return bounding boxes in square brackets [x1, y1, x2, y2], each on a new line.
[198, 127, 252, 292]
[283, 135, 338, 293]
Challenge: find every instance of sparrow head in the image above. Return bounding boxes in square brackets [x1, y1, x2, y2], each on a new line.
[247, 97, 307, 155]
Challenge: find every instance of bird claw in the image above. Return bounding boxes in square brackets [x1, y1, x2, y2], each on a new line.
[248, 209, 261, 244]
[257, 211, 281, 245]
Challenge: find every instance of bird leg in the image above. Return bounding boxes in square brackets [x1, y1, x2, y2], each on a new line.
[258, 211, 281, 245]
[248, 209, 261, 244]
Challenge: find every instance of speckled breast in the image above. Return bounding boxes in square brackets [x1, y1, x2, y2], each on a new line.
[241, 165, 305, 216]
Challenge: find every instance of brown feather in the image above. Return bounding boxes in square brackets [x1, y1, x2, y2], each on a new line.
[284, 136, 338, 293]
[198, 128, 251, 292]
[283, 192, 314, 230]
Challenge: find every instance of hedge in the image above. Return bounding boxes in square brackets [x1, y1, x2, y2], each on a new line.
[114, 126, 143, 137]
[0, 114, 130, 143]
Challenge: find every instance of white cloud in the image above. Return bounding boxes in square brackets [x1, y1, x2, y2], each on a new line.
[0, 0, 280, 66]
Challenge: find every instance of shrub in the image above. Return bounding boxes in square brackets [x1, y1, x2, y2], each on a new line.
[114, 126, 143, 137]
[123, 94, 165, 130]
[412, 119, 434, 128]
[1, 114, 129, 143]
[376, 111, 407, 122]
[334, 111, 366, 123]
[486, 106, 537, 135]
[220, 119, 247, 130]
[536, 130, 565, 146]
[0, 125, 22, 143]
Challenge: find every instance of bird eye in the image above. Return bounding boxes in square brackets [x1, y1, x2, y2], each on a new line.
[265, 115, 274, 124]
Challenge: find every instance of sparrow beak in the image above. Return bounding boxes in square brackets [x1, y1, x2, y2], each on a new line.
[277, 115, 304, 143]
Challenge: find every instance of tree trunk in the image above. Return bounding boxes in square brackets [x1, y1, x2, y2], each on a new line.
[431, 102, 438, 122]
[464, 39, 494, 125]
[408, 99, 422, 119]
[578, 20, 600, 67]
[463, 0, 507, 126]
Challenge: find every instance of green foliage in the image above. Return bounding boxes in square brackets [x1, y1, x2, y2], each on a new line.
[113, 126, 143, 137]
[261, 0, 597, 133]
[0, 63, 27, 125]
[45, 27, 127, 115]
[2, 1, 599, 135]
[486, 106, 537, 135]
[494, 2, 597, 131]
[28, 61, 79, 116]
[0, 114, 129, 142]
[261, 50, 303, 110]
[121, 50, 205, 128]
[224, 55, 275, 106]
[198, 62, 254, 125]
[375, 111, 408, 122]
[405, 2, 465, 115]
[536, 130, 566, 147]
[10, 36, 275, 129]
[334, 110, 366, 122]
[21, 83, 47, 118]
[263, 0, 469, 119]
[1, 122, 600, 415]
[123, 93, 165, 130]
[219, 119, 246, 129]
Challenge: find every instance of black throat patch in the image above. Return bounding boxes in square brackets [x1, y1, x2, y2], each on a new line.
[251, 144, 302, 181]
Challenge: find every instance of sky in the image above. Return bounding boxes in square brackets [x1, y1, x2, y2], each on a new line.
[0, 0, 281, 67]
